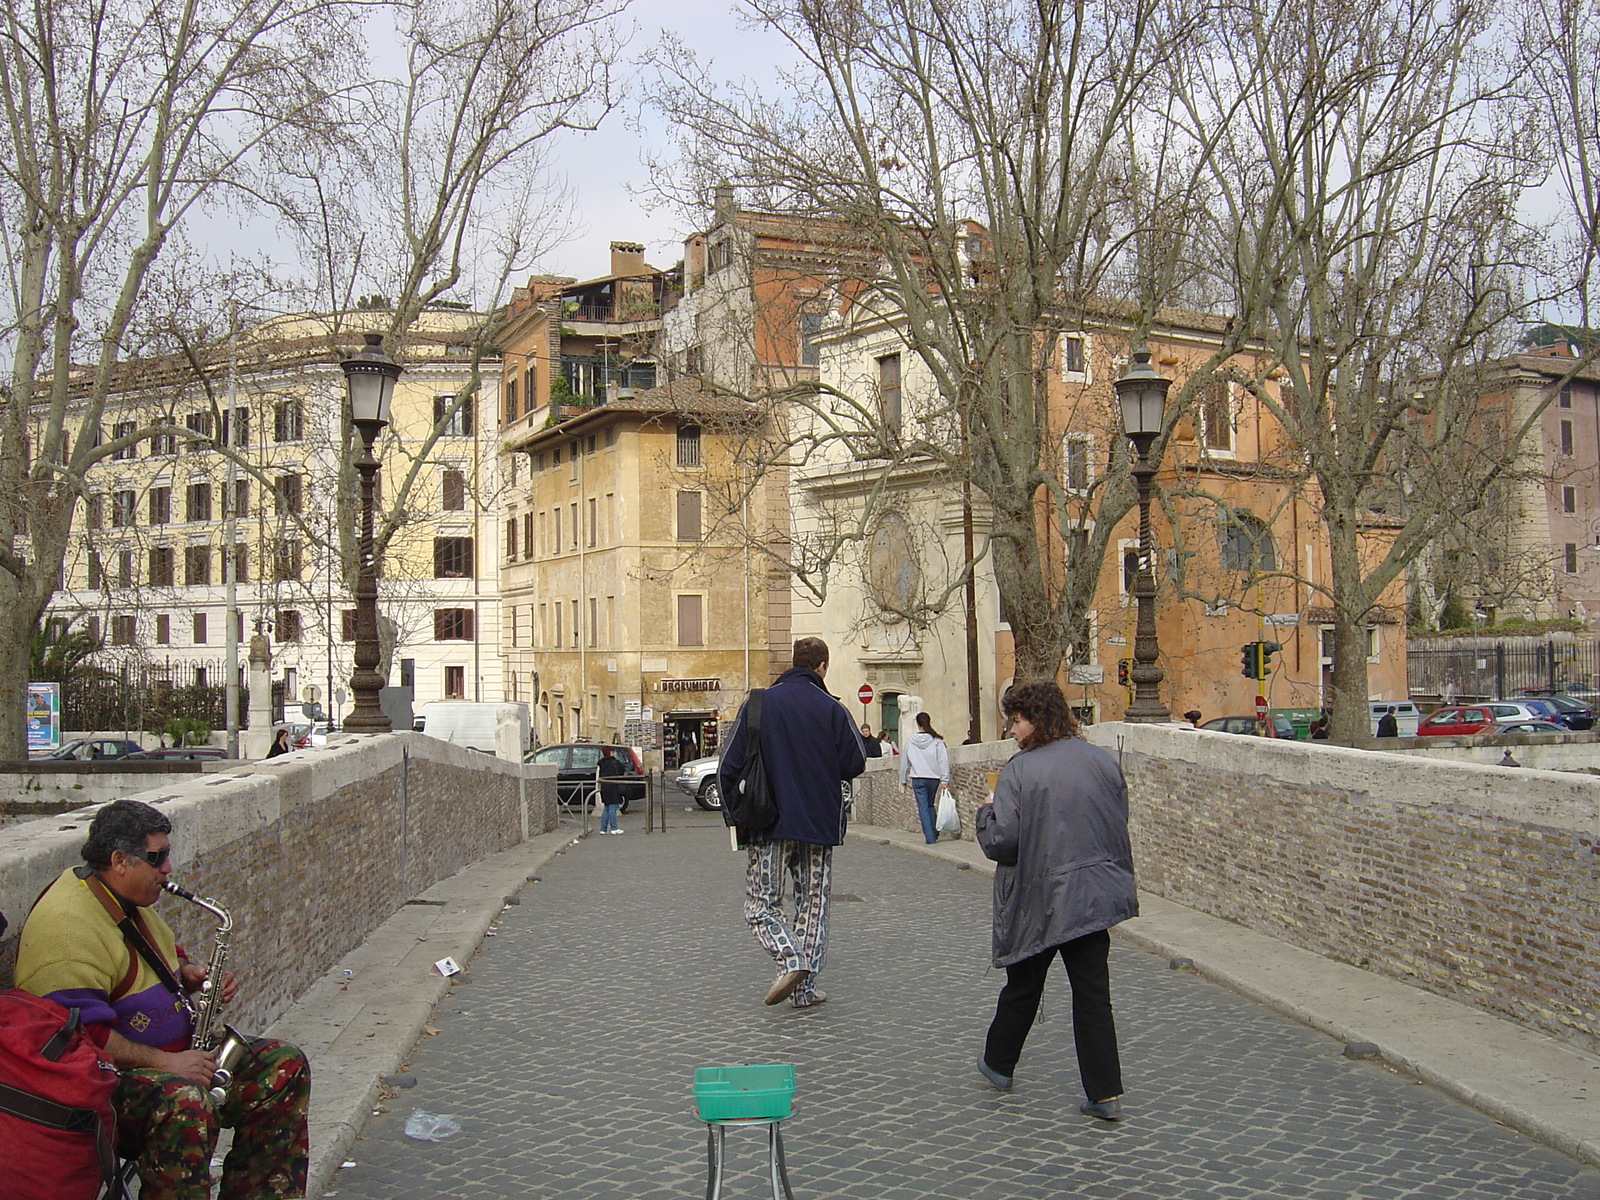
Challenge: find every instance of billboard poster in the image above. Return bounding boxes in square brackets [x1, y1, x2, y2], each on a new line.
[27, 682, 61, 752]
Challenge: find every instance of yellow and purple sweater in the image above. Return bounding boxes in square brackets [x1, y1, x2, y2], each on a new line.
[15, 867, 193, 1051]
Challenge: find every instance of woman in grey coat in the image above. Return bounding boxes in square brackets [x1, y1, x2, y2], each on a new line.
[974, 681, 1138, 1120]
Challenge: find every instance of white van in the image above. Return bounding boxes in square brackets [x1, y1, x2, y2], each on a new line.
[417, 701, 530, 759]
[1367, 700, 1421, 736]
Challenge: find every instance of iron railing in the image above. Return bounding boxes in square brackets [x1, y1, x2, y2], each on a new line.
[1406, 637, 1600, 702]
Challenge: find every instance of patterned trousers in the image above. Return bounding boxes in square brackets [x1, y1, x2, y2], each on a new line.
[744, 840, 833, 1001]
[114, 1037, 310, 1200]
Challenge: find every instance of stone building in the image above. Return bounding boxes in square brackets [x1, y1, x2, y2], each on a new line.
[793, 299, 1407, 737]
[1411, 341, 1600, 632]
[42, 310, 503, 731]
[497, 280, 786, 766]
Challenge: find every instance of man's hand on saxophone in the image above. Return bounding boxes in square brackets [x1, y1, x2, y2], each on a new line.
[180, 960, 240, 1004]
[103, 1028, 219, 1088]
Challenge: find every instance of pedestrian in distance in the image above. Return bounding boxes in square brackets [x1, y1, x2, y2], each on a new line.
[1376, 706, 1399, 737]
[860, 722, 883, 758]
[265, 728, 291, 758]
[877, 729, 897, 756]
[900, 711, 951, 844]
[1180, 709, 1202, 729]
[975, 681, 1137, 1122]
[596, 745, 626, 834]
[718, 637, 866, 1009]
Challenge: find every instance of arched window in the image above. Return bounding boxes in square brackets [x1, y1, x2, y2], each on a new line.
[1219, 510, 1276, 572]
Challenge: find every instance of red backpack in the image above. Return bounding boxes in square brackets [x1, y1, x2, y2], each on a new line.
[0, 987, 120, 1200]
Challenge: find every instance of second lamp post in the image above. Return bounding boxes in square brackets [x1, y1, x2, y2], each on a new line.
[1115, 346, 1172, 723]
[340, 332, 403, 734]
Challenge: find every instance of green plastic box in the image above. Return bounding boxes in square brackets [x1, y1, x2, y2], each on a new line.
[693, 1063, 796, 1121]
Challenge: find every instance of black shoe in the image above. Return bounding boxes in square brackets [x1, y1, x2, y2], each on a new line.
[1079, 1097, 1122, 1121]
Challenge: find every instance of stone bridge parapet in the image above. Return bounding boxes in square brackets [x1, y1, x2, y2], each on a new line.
[0, 733, 557, 1034]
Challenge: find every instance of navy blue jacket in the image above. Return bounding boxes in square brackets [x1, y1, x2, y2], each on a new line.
[597, 752, 626, 804]
[718, 667, 867, 846]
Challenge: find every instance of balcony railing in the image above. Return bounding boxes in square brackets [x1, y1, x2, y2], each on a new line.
[565, 302, 661, 324]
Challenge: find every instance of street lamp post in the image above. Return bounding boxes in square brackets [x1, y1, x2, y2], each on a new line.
[340, 333, 402, 734]
[1115, 346, 1173, 723]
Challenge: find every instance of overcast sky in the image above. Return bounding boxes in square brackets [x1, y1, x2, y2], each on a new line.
[534, 0, 793, 280]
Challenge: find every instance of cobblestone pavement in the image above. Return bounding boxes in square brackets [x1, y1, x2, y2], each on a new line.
[329, 814, 1600, 1199]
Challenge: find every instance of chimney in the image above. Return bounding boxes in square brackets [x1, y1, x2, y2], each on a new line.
[610, 240, 646, 277]
[714, 180, 737, 220]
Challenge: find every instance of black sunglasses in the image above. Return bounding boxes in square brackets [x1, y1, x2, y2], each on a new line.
[128, 846, 171, 868]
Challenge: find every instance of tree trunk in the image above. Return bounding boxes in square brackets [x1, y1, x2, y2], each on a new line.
[0, 593, 41, 761]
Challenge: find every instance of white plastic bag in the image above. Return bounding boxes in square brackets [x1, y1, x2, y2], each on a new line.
[935, 786, 960, 833]
[404, 1110, 462, 1141]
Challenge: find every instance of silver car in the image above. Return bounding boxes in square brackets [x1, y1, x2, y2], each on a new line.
[673, 755, 722, 810]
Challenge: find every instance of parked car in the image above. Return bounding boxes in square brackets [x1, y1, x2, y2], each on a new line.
[1416, 706, 1494, 736]
[45, 738, 144, 761]
[524, 742, 645, 811]
[123, 746, 229, 761]
[673, 755, 723, 810]
[1199, 714, 1297, 738]
[1520, 694, 1594, 730]
[1416, 702, 1545, 736]
[1490, 719, 1570, 735]
[1508, 697, 1582, 730]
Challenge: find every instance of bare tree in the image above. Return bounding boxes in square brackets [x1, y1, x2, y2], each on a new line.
[280, 0, 626, 664]
[0, 0, 369, 757]
[1178, 0, 1548, 737]
[651, 0, 1222, 685]
[1519, 0, 1600, 324]
[0, 0, 628, 755]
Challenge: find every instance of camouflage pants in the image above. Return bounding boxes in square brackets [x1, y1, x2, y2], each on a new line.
[114, 1037, 310, 1200]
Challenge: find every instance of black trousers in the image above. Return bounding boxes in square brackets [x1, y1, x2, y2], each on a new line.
[983, 929, 1123, 1101]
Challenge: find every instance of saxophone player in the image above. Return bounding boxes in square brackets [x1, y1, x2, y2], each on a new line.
[16, 799, 310, 1199]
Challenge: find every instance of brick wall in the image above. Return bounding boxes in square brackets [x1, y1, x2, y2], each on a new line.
[864, 726, 1600, 1054]
[0, 734, 558, 1033]
[850, 745, 1012, 838]
[1084, 724, 1600, 1055]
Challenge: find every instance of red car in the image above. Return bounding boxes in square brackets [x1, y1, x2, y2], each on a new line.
[1415, 706, 1497, 736]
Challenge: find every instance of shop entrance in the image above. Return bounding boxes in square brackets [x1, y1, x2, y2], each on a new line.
[663, 711, 719, 770]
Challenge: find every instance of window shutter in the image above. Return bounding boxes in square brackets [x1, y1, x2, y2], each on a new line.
[676, 491, 701, 541]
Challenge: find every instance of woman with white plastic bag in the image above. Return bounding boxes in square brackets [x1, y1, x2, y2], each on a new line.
[899, 711, 950, 843]
[935, 784, 961, 834]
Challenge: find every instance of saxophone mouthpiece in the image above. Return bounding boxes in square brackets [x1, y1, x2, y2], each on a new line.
[161, 881, 197, 902]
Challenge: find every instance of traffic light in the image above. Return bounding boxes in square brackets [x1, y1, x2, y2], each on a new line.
[1239, 642, 1261, 679]
[1259, 641, 1282, 674]
[1117, 658, 1131, 687]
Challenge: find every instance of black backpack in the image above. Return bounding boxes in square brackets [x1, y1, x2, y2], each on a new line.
[723, 689, 778, 834]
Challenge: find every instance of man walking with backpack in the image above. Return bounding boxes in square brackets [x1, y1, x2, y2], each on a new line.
[719, 638, 866, 1009]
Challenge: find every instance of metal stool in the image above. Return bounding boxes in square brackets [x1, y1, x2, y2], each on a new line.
[702, 1115, 795, 1200]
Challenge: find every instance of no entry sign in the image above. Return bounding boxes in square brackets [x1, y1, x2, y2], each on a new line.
[857, 683, 875, 705]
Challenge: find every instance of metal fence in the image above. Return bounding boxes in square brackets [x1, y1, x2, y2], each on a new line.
[1406, 638, 1600, 702]
[65, 658, 245, 734]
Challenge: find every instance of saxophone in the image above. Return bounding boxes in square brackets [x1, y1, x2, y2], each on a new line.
[161, 881, 253, 1104]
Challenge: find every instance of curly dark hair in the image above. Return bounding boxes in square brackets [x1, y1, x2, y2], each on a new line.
[82, 799, 172, 870]
[1001, 681, 1078, 749]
